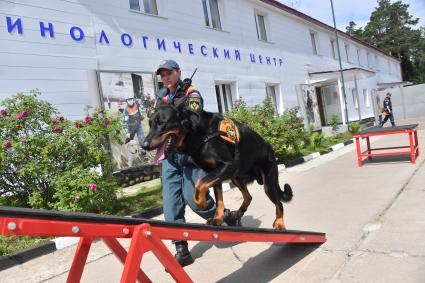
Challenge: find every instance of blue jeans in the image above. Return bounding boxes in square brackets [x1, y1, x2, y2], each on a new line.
[381, 112, 395, 125]
[161, 153, 216, 226]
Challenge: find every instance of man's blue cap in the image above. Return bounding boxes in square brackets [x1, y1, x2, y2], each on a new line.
[156, 59, 180, 75]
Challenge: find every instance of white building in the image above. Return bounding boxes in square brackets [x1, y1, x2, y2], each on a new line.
[0, 0, 402, 129]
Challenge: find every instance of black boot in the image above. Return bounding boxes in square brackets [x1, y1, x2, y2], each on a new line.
[223, 209, 242, 227]
[174, 241, 194, 267]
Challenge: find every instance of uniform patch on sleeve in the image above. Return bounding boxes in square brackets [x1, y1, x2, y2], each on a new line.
[188, 96, 201, 111]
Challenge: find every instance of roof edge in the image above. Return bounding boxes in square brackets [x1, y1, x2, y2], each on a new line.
[260, 0, 400, 62]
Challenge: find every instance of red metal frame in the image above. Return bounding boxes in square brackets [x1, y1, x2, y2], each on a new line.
[0, 216, 326, 283]
[353, 128, 420, 167]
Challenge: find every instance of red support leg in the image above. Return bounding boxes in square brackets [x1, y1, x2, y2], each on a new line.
[409, 131, 416, 164]
[366, 137, 372, 160]
[414, 129, 419, 157]
[67, 237, 93, 283]
[120, 224, 151, 283]
[355, 137, 362, 167]
[103, 238, 152, 283]
[147, 230, 193, 283]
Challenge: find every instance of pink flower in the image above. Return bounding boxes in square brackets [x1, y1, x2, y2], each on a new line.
[59, 116, 65, 122]
[3, 140, 12, 149]
[0, 109, 7, 116]
[15, 114, 22, 120]
[51, 117, 57, 124]
[89, 183, 97, 191]
[75, 195, 81, 201]
[103, 118, 110, 125]
[84, 116, 91, 123]
[21, 110, 28, 117]
[53, 126, 61, 133]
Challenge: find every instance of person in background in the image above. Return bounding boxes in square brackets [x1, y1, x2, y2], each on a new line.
[123, 97, 147, 156]
[379, 92, 396, 127]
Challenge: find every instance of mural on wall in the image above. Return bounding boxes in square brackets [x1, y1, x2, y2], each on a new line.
[98, 71, 157, 171]
[298, 85, 322, 130]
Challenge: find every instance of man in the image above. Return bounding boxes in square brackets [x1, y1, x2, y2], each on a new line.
[122, 97, 146, 156]
[379, 92, 396, 127]
[153, 60, 238, 267]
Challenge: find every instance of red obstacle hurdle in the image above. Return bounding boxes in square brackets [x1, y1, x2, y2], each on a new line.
[0, 206, 326, 283]
[353, 124, 419, 167]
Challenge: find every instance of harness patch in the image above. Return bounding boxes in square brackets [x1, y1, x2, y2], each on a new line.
[188, 97, 201, 111]
[219, 118, 240, 144]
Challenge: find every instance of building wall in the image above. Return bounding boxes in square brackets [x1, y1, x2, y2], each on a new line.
[0, 0, 402, 121]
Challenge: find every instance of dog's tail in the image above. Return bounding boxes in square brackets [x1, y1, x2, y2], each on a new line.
[264, 152, 293, 203]
[280, 183, 293, 202]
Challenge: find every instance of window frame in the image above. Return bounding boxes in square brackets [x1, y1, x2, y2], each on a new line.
[129, 0, 158, 16]
[265, 84, 279, 114]
[310, 31, 318, 55]
[215, 83, 233, 113]
[202, 0, 222, 30]
[357, 48, 362, 66]
[330, 39, 337, 60]
[344, 43, 351, 63]
[254, 12, 268, 42]
[352, 88, 358, 109]
[363, 88, 370, 108]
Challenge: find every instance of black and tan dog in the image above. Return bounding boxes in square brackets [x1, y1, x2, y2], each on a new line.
[142, 98, 293, 230]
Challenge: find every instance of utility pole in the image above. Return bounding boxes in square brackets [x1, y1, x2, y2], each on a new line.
[330, 0, 349, 124]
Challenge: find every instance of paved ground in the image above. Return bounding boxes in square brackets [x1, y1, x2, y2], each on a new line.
[1, 118, 425, 283]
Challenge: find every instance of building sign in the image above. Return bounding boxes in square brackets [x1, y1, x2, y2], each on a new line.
[4, 16, 284, 67]
[97, 71, 157, 171]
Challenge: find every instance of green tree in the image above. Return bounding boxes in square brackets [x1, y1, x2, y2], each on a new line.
[345, 0, 424, 83]
[0, 91, 122, 213]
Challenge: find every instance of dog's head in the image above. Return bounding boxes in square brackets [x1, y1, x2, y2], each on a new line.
[142, 99, 196, 152]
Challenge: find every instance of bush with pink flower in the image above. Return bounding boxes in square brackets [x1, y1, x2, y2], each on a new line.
[0, 91, 122, 213]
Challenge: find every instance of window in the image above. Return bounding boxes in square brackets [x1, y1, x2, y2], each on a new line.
[215, 83, 233, 113]
[374, 55, 380, 70]
[344, 43, 351, 62]
[367, 52, 372, 68]
[310, 32, 318, 55]
[363, 89, 370, 107]
[255, 14, 268, 41]
[129, 0, 158, 15]
[357, 49, 361, 65]
[330, 39, 337, 59]
[202, 0, 221, 29]
[266, 85, 278, 113]
[352, 88, 358, 109]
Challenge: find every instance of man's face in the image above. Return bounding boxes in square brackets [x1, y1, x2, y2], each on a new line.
[159, 69, 181, 89]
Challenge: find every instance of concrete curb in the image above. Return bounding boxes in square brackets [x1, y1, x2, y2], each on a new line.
[0, 205, 164, 272]
[279, 138, 354, 170]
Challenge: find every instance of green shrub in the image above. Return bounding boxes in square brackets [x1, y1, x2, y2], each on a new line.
[227, 95, 306, 161]
[348, 122, 363, 134]
[330, 113, 340, 132]
[0, 91, 122, 213]
[308, 132, 325, 150]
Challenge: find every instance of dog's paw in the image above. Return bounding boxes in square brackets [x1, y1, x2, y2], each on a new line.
[273, 218, 286, 230]
[207, 217, 223, 226]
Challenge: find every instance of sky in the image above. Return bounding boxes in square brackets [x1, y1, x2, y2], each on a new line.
[278, 0, 425, 31]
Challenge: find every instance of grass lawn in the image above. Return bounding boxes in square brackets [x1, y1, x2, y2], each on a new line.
[1, 178, 163, 257]
[0, 235, 52, 256]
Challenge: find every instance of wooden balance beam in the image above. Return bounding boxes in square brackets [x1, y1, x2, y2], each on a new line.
[0, 205, 326, 283]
